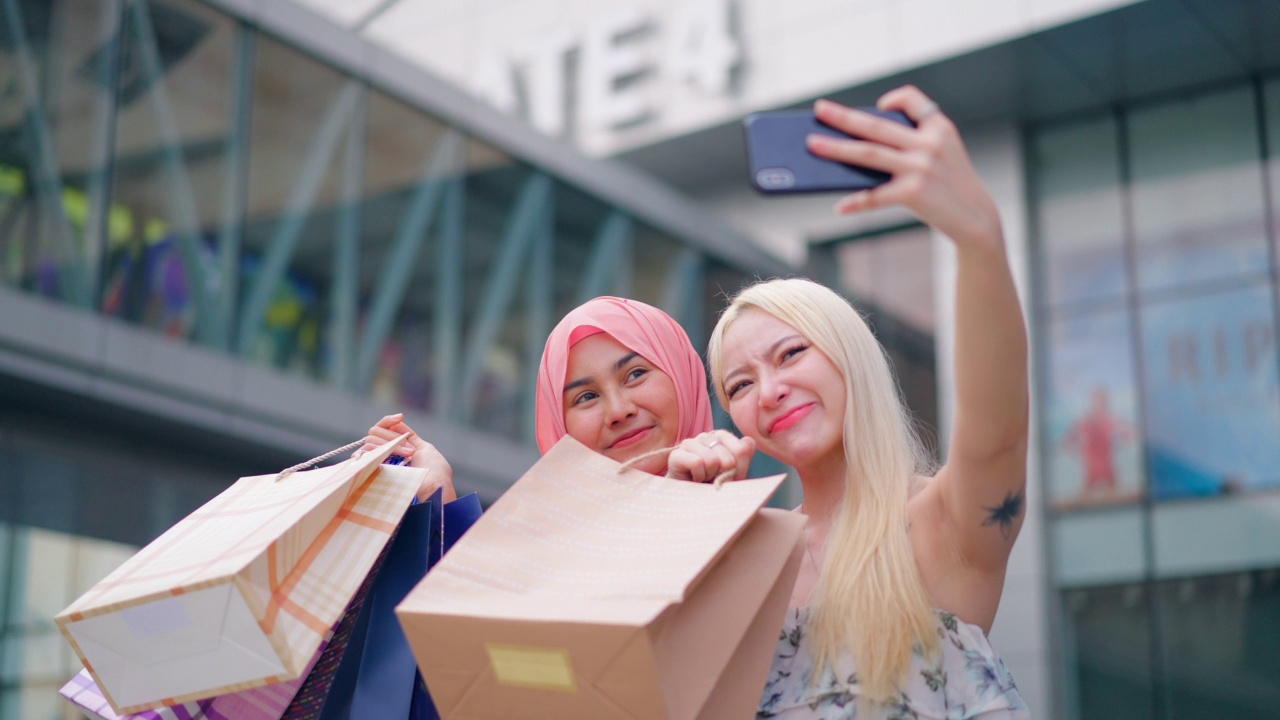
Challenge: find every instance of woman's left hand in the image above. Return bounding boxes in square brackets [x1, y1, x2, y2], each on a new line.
[806, 86, 1002, 251]
[361, 413, 457, 503]
[666, 430, 756, 484]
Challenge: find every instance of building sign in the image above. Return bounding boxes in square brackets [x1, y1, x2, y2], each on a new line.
[1046, 311, 1145, 511]
[1140, 287, 1280, 500]
[1047, 287, 1280, 511]
[468, 0, 740, 138]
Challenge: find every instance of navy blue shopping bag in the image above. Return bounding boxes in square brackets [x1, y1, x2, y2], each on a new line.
[312, 486, 483, 720]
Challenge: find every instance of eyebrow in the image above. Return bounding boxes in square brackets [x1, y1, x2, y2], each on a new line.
[563, 352, 642, 394]
[722, 335, 805, 388]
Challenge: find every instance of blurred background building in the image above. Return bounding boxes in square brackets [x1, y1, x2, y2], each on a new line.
[2, 0, 1278, 718]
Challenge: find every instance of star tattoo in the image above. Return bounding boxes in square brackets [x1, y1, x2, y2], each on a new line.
[981, 490, 1025, 540]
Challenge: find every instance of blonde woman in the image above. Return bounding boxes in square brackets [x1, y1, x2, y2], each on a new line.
[704, 87, 1029, 718]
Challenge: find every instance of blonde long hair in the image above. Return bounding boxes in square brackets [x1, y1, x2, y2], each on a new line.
[707, 278, 937, 703]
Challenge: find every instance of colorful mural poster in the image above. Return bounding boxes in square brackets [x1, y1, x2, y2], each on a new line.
[1045, 310, 1145, 510]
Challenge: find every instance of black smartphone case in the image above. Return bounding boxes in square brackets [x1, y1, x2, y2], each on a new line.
[742, 108, 914, 194]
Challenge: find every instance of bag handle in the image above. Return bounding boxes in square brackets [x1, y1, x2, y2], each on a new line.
[275, 439, 366, 482]
[618, 445, 736, 488]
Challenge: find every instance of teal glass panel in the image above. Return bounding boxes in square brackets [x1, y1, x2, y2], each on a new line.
[0, 0, 123, 308]
[102, 0, 241, 344]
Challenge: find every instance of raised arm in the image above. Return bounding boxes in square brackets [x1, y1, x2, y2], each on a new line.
[937, 196, 1029, 565]
[806, 88, 1029, 580]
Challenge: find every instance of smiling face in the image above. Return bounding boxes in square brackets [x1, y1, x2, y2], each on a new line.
[562, 333, 681, 474]
[718, 308, 847, 477]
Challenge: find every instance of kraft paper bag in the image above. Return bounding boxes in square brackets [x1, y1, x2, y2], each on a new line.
[56, 437, 422, 715]
[396, 435, 806, 719]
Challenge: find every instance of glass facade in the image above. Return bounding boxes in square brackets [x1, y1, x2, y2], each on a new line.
[0, 402, 286, 719]
[810, 225, 941, 461]
[1033, 77, 1280, 719]
[0, 0, 773, 716]
[0, 0, 760, 443]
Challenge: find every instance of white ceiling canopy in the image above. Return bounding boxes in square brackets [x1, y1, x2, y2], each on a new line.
[276, 0, 1153, 161]
[290, 0, 398, 29]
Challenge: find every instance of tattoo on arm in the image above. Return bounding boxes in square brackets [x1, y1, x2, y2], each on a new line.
[981, 490, 1025, 540]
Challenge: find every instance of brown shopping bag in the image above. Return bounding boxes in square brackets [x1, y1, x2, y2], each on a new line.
[396, 435, 806, 719]
[56, 437, 423, 715]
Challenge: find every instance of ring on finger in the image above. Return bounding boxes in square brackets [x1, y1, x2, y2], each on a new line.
[706, 440, 721, 450]
[914, 100, 940, 121]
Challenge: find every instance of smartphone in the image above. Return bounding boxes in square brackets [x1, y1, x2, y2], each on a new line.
[742, 108, 915, 194]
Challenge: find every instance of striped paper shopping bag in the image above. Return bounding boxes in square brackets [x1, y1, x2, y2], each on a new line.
[56, 437, 422, 716]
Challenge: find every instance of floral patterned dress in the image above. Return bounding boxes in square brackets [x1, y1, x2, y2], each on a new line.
[757, 608, 1028, 719]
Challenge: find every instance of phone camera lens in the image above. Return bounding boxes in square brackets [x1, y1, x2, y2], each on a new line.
[757, 168, 795, 189]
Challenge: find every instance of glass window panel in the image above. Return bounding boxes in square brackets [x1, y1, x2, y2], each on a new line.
[1267, 78, 1280, 257]
[144, 454, 229, 539]
[1044, 310, 1144, 510]
[8, 451, 86, 540]
[3, 682, 65, 720]
[631, 223, 687, 314]
[0, 634, 16, 684]
[73, 537, 137, 598]
[1157, 570, 1280, 720]
[100, 0, 239, 343]
[241, 35, 355, 379]
[2, 532, 59, 687]
[0, 408, 273, 546]
[356, 90, 456, 413]
[551, 181, 614, 318]
[837, 226, 936, 334]
[0, 525, 8, 613]
[835, 227, 938, 456]
[1032, 116, 1128, 308]
[1052, 508, 1147, 587]
[1060, 583, 1157, 720]
[0, 404, 264, 715]
[7, 619, 64, 682]
[1152, 494, 1280, 579]
[1139, 284, 1280, 499]
[459, 147, 538, 440]
[9, 424, 158, 546]
[635, 227, 712, 436]
[16, 529, 72, 627]
[1128, 86, 1269, 291]
[0, 0, 122, 306]
[702, 260, 753, 355]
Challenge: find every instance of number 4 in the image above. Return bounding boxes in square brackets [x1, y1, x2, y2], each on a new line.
[666, 0, 740, 95]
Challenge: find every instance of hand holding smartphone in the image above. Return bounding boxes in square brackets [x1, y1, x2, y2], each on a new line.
[742, 108, 915, 194]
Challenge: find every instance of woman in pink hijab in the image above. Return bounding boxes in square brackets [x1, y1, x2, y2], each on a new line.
[535, 296, 728, 476]
[363, 296, 757, 492]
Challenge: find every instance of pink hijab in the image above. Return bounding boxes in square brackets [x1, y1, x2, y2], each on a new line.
[535, 297, 714, 454]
